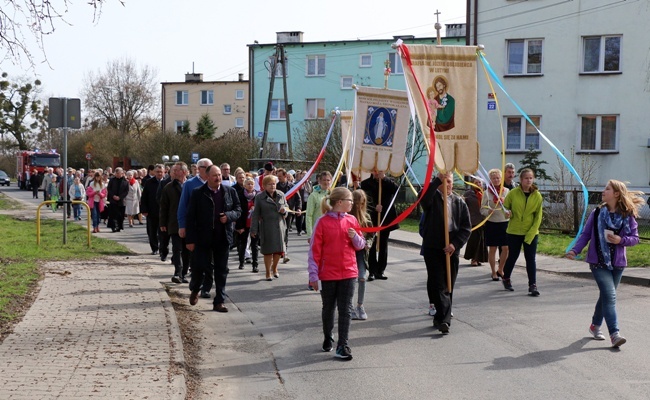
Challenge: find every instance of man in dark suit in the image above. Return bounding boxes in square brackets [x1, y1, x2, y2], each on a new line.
[160, 162, 190, 283]
[141, 164, 165, 255]
[360, 170, 399, 281]
[107, 167, 129, 232]
[185, 165, 241, 312]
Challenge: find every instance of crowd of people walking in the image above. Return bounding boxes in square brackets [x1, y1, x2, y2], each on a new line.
[32, 159, 644, 355]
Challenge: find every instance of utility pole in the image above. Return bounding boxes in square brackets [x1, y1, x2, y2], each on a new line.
[280, 45, 293, 159]
[260, 44, 292, 159]
[260, 47, 279, 158]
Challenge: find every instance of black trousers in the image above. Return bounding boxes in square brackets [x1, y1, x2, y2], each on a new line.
[170, 234, 190, 278]
[422, 247, 459, 325]
[189, 237, 229, 305]
[108, 204, 125, 230]
[146, 215, 160, 252]
[320, 278, 355, 347]
[368, 230, 390, 276]
[236, 228, 258, 267]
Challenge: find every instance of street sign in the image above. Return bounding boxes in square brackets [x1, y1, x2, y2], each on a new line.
[85, 153, 92, 160]
[258, 131, 263, 138]
[191, 152, 199, 163]
[48, 98, 81, 129]
[487, 101, 496, 111]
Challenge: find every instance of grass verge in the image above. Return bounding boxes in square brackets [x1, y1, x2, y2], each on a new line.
[398, 217, 649, 267]
[0, 211, 131, 339]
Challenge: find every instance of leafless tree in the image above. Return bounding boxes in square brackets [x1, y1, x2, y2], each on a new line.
[81, 57, 160, 140]
[1, 0, 124, 65]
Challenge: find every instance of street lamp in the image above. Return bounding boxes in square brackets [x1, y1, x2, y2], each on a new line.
[162, 155, 179, 165]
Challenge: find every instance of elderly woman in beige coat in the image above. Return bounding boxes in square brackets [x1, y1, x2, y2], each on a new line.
[251, 175, 289, 281]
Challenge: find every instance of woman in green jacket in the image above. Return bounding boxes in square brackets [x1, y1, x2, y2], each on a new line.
[501, 168, 543, 295]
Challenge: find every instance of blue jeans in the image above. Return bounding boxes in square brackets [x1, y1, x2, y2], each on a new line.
[503, 234, 538, 286]
[73, 203, 81, 219]
[591, 266, 623, 336]
[91, 202, 101, 228]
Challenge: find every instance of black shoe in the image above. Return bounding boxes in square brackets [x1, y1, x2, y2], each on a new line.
[502, 278, 514, 291]
[200, 291, 211, 299]
[433, 320, 441, 329]
[297, 232, 302, 236]
[367, 275, 375, 281]
[238, 263, 244, 270]
[438, 322, 450, 335]
[376, 274, 388, 280]
[528, 284, 540, 296]
[161, 256, 167, 262]
[245, 258, 252, 264]
[171, 276, 181, 283]
[322, 336, 334, 352]
[152, 250, 158, 255]
[181, 276, 189, 283]
[335, 345, 353, 360]
[252, 266, 259, 273]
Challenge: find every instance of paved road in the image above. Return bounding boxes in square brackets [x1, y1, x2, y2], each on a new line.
[2, 185, 649, 399]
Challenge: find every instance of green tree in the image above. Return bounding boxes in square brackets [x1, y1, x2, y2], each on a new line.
[294, 119, 342, 173]
[0, 72, 46, 150]
[195, 113, 216, 140]
[519, 146, 552, 181]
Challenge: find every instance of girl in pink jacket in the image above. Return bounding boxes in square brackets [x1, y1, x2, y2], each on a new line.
[308, 187, 365, 360]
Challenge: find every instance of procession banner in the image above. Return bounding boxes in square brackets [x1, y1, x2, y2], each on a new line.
[401, 45, 479, 174]
[351, 86, 410, 176]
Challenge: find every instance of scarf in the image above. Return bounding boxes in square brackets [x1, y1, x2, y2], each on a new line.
[475, 187, 482, 205]
[129, 177, 136, 186]
[491, 185, 502, 205]
[597, 206, 628, 270]
[244, 189, 257, 201]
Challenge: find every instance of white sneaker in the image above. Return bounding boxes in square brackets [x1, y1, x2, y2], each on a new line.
[610, 332, 627, 347]
[356, 305, 368, 320]
[428, 304, 436, 316]
[589, 324, 606, 340]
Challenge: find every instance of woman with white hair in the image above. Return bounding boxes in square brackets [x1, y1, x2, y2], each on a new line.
[125, 170, 142, 227]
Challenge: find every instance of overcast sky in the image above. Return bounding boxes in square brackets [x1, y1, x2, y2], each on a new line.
[2, 0, 466, 99]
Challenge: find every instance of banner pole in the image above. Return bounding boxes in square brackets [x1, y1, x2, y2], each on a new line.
[442, 175, 452, 293]
[375, 177, 382, 252]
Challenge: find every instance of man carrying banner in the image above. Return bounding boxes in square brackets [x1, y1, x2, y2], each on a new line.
[361, 170, 399, 281]
[419, 171, 471, 335]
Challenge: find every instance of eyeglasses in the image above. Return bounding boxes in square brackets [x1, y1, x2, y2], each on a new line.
[340, 199, 353, 202]
[198, 165, 207, 169]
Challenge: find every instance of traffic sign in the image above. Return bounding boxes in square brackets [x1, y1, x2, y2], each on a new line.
[85, 153, 92, 160]
[191, 152, 199, 163]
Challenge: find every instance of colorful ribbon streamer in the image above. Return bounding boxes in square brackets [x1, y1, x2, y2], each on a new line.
[478, 51, 589, 251]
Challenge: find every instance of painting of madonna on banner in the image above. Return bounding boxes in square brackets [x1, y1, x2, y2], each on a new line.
[365, 107, 396, 147]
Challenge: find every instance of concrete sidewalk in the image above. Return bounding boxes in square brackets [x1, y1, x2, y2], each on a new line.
[0, 192, 185, 399]
[389, 229, 650, 287]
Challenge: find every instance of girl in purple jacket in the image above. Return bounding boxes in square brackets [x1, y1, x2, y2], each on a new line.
[566, 180, 645, 348]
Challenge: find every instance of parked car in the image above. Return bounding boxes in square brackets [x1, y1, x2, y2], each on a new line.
[0, 170, 10, 186]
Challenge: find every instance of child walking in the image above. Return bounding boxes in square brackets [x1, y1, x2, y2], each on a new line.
[566, 179, 644, 347]
[350, 189, 373, 320]
[308, 187, 365, 360]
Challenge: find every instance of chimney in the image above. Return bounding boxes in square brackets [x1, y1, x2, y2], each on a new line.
[276, 31, 303, 44]
[238, 73, 244, 81]
[185, 73, 203, 82]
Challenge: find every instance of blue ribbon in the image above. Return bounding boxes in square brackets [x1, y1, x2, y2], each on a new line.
[478, 52, 589, 252]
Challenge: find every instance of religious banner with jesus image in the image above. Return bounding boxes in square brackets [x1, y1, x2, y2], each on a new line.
[352, 86, 410, 175]
[400, 45, 479, 174]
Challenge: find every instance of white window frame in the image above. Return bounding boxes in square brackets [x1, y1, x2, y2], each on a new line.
[578, 115, 619, 153]
[306, 55, 326, 77]
[506, 38, 543, 75]
[340, 76, 353, 90]
[175, 90, 188, 106]
[505, 116, 541, 151]
[175, 120, 188, 133]
[360, 54, 372, 68]
[223, 104, 232, 115]
[235, 89, 244, 100]
[388, 52, 403, 75]
[235, 117, 244, 128]
[305, 98, 326, 120]
[200, 90, 214, 105]
[581, 35, 622, 74]
[270, 99, 286, 120]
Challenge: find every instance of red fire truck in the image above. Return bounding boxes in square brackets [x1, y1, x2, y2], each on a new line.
[16, 150, 61, 190]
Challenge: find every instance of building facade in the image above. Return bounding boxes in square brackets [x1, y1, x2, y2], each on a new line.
[161, 73, 249, 137]
[473, 0, 650, 190]
[247, 31, 465, 158]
